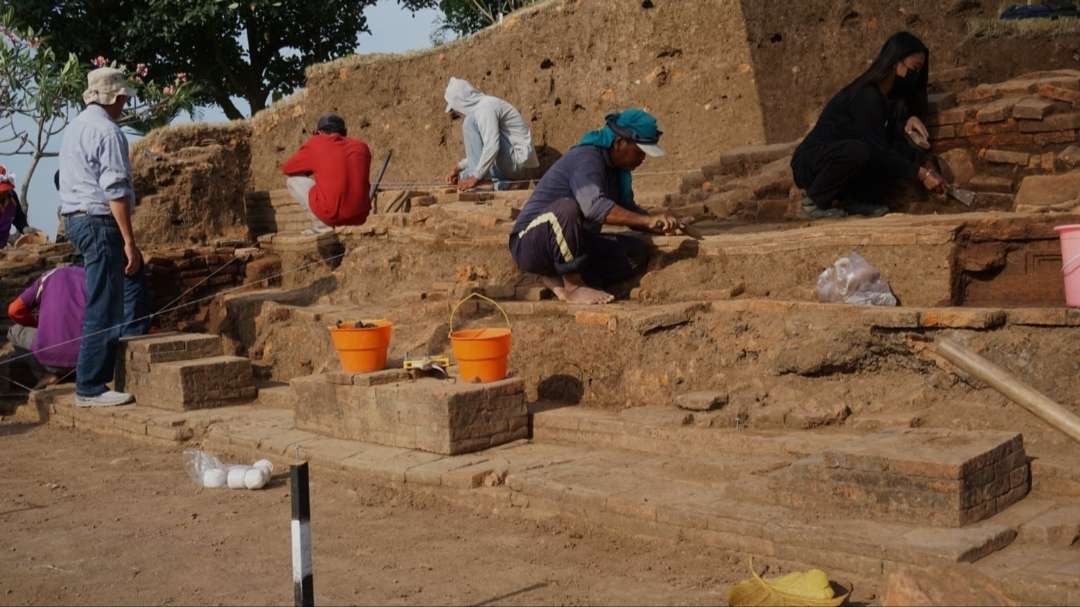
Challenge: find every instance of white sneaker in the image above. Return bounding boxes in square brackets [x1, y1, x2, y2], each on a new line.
[75, 390, 134, 407]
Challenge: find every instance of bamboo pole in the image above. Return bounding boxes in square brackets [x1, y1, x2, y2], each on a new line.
[934, 337, 1080, 445]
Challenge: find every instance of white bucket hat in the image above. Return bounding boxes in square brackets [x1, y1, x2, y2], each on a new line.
[82, 67, 137, 105]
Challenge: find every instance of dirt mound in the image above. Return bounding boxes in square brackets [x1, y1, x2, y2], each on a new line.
[246, 0, 1064, 193]
[131, 122, 251, 245]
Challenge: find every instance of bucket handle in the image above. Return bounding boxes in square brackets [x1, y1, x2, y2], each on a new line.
[1064, 254, 1080, 276]
[449, 292, 512, 336]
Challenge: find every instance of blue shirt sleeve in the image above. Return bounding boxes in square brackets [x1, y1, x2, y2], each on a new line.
[568, 153, 616, 224]
[97, 129, 134, 204]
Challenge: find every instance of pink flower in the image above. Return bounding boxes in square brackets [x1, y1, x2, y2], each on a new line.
[28, 37, 40, 49]
[91, 56, 108, 67]
[162, 86, 175, 96]
[176, 72, 188, 83]
[135, 63, 149, 77]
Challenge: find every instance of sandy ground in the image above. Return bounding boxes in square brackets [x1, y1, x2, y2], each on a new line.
[0, 420, 743, 605]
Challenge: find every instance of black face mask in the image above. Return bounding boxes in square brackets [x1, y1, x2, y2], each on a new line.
[890, 71, 918, 98]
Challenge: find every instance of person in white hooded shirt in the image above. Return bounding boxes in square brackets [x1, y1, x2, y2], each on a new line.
[444, 77, 539, 191]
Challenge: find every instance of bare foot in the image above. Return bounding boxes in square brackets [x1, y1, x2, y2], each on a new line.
[540, 276, 567, 301]
[563, 284, 614, 305]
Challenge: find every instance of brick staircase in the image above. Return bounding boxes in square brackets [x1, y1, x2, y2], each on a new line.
[117, 332, 257, 410]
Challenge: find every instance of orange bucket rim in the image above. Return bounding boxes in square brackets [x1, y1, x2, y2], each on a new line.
[327, 318, 393, 332]
[450, 327, 512, 341]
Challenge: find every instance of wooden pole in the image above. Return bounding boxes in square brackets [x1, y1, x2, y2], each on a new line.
[934, 337, 1080, 445]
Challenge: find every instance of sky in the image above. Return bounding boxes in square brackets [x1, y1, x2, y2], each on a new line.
[5, 0, 442, 238]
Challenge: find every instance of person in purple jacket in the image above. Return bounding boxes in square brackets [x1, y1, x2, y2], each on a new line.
[6, 267, 88, 387]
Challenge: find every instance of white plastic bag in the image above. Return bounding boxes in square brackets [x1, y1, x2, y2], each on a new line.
[816, 252, 898, 306]
[183, 448, 274, 490]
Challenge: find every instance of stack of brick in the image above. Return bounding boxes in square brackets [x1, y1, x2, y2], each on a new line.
[245, 189, 315, 237]
[927, 69, 1080, 210]
[117, 332, 257, 410]
[770, 429, 1030, 528]
[257, 232, 344, 289]
[664, 141, 801, 222]
[144, 244, 252, 328]
[664, 69, 1080, 220]
[291, 369, 528, 455]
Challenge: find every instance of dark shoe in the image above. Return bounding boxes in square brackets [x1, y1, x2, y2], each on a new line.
[800, 198, 847, 219]
[843, 201, 890, 217]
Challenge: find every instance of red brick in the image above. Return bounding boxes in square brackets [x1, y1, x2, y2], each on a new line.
[959, 119, 1019, 137]
[1012, 97, 1055, 120]
[1038, 83, 1080, 105]
[980, 149, 1029, 165]
[968, 175, 1015, 194]
[574, 310, 618, 330]
[1018, 112, 1080, 133]
[956, 84, 1000, 104]
[1034, 130, 1078, 145]
[928, 106, 971, 126]
[976, 99, 1016, 123]
[928, 125, 956, 140]
[995, 79, 1038, 95]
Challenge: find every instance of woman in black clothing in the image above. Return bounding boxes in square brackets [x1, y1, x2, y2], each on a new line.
[791, 31, 946, 219]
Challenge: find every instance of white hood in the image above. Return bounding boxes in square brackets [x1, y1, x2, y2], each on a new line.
[444, 77, 485, 115]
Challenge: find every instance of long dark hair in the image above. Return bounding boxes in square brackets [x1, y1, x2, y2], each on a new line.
[842, 31, 929, 117]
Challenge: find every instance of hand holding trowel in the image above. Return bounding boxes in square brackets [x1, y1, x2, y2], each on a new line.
[908, 129, 976, 207]
[676, 217, 705, 240]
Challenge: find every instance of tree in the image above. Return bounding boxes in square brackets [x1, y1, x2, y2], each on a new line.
[8, 0, 417, 120]
[402, 0, 540, 38]
[0, 8, 195, 213]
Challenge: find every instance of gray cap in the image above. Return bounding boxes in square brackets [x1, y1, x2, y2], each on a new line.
[315, 113, 346, 135]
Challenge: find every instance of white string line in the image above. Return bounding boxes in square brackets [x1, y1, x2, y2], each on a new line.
[376, 168, 698, 191]
[0, 248, 351, 372]
[154, 256, 240, 317]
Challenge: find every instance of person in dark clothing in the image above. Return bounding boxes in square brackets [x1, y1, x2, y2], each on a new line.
[791, 31, 946, 219]
[509, 109, 678, 305]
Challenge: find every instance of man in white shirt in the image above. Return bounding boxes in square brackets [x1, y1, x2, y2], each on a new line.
[444, 77, 539, 191]
[58, 67, 148, 407]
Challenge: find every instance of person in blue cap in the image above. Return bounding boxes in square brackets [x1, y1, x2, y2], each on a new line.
[508, 109, 678, 305]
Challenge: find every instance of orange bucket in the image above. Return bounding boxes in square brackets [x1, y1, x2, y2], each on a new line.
[328, 319, 393, 373]
[449, 294, 512, 383]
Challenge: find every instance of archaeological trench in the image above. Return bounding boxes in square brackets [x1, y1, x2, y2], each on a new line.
[3, 1, 1080, 603]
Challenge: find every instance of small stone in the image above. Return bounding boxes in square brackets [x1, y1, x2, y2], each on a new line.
[1059, 144, 1080, 168]
[674, 391, 728, 411]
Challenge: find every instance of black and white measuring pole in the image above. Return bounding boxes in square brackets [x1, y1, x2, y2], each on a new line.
[291, 463, 314, 607]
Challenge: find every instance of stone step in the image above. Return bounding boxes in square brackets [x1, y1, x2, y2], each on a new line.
[254, 384, 293, 409]
[138, 355, 257, 411]
[117, 332, 225, 393]
[14, 393, 1069, 604]
[974, 544, 1080, 605]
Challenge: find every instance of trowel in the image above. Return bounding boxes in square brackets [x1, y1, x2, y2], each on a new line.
[676, 219, 706, 240]
[945, 184, 976, 207]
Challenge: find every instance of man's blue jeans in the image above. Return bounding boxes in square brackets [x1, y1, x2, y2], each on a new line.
[461, 113, 527, 190]
[64, 214, 149, 397]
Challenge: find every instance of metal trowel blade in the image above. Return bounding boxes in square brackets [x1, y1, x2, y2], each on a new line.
[948, 186, 976, 207]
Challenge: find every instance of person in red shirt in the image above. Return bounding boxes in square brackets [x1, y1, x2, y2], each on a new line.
[281, 113, 372, 235]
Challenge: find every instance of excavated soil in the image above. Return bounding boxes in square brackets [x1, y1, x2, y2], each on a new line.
[247, 0, 1075, 192]
[0, 422, 746, 605]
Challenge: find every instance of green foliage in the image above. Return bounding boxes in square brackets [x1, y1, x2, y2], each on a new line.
[403, 0, 541, 38]
[0, 8, 193, 210]
[6, 0, 393, 119]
